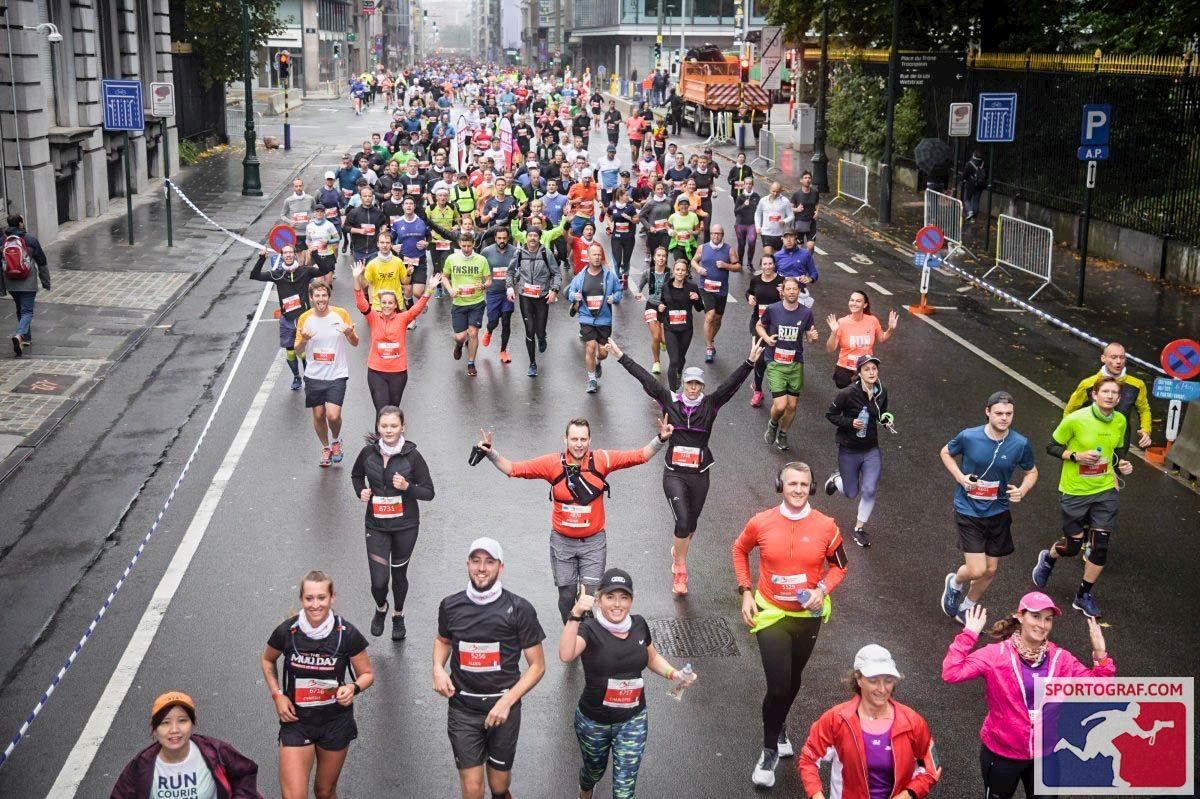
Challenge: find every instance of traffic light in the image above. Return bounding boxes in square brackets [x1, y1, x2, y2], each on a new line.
[785, 49, 794, 69]
[654, 42, 662, 66]
[278, 51, 291, 81]
[739, 56, 750, 83]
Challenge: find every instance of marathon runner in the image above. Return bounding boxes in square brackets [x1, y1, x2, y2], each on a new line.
[824, 290, 899, 388]
[605, 186, 639, 286]
[353, 267, 438, 411]
[732, 462, 848, 788]
[939, 391, 1039, 621]
[505, 226, 562, 377]
[281, 179, 315, 265]
[351, 406, 435, 641]
[666, 197, 701, 265]
[757, 277, 820, 452]
[943, 595, 1114, 799]
[480, 227, 517, 364]
[633, 246, 670, 374]
[691, 224, 741, 363]
[732, 177, 761, 267]
[1064, 341, 1154, 450]
[260, 571, 373, 799]
[1031, 376, 1133, 618]
[250, 246, 335, 392]
[345, 187, 387, 265]
[442, 233, 493, 377]
[755, 182, 794, 253]
[473, 417, 668, 622]
[606, 338, 760, 594]
[639, 182, 674, 264]
[567, 243, 623, 394]
[305, 204, 341, 287]
[388, 196, 432, 317]
[360, 231, 408, 313]
[745, 253, 782, 408]
[433, 538, 546, 799]
[657, 257, 705, 391]
[790, 170, 821, 248]
[294, 283, 359, 466]
[558, 568, 697, 799]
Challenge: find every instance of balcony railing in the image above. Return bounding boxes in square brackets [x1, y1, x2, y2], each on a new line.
[573, 0, 767, 30]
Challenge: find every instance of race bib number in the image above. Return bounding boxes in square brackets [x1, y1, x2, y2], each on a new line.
[671, 446, 701, 468]
[615, 222, 630, 234]
[675, 231, 691, 242]
[404, 256, 420, 266]
[768, 214, 781, 223]
[312, 349, 336, 363]
[668, 309, 688, 325]
[602, 678, 644, 709]
[757, 306, 767, 318]
[586, 295, 604, 311]
[520, 284, 543, 298]
[643, 308, 658, 323]
[703, 278, 722, 293]
[770, 573, 808, 604]
[293, 678, 338, 708]
[342, 188, 354, 197]
[459, 642, 501, 673]
[653, 219, 668, 232]
[371, 494, 405, 518]
[376, 341, 400, 360]
[281, 294, 302, 314]
[773, 348, 796, 365]
[460, 284, 481, 298]
[407, 184, 422, 194]
[1079, 460, 1108, 477]
[966, 480, 1000, 501]
[492, 266, 508, 281]
[435, 240, 452, 251]
[293, 212, 309, 224]
[557, 503, 592, 528]
[362, 224, 376, 236]
[696, 187, 710, 198]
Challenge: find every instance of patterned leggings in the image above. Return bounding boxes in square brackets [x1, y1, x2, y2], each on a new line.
[574, 707, 649, 798]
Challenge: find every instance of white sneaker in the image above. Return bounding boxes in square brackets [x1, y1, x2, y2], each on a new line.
[751, 748, 779, 787]
[776, 731, 794, 757]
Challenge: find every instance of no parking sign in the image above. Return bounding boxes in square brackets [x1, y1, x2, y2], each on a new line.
[268, 224, 298, 253]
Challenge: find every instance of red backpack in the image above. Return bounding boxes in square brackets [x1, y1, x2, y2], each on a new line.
[3, 234, 34, 281]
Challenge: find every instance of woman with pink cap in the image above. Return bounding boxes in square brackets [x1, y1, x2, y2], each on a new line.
[942, 591, 1114, 798]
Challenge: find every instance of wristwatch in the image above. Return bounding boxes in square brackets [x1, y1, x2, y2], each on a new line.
[568, 614, 586, 623]
[737, 585, 752, 595]
[353, 683, 363, 695]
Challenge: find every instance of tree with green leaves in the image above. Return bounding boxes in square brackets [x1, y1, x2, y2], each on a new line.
[173, 0, 284, 87]
[825, 64, 923, 162]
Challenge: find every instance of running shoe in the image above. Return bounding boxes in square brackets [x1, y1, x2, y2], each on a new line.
[467, 362, 478, 377]
[586, 378, 599, 393]
[1072, 591, 1103, 619]
[1031, 549, 1055, 588]
[290, 375, 303, 391]
[11, 336, 22, 358]
[941, 573, 964, 618]
[751, 748, 779, 788]
[777, 731, 794, 757]
[499, 351, 512, 364]
[750, 390, 763, 407]
[528, 363, 539, 377]
[774, 430, 790, 451]
[392, 614, 407, 641]
[453, 340, 464, 360]
[852, 527, 871, 547]
[538, 338, 548, 353]
[330, 440, 344, 463]
[764, 420, 778, 445]
[319, 447, 333, 467]
[652, 361, 662, 374]
[371, 603, 389, 637]
[705, 346, 715, 363]
[824, 472, 840, 496]
[595, 361, 602, 378]
[482, 331, 492, 348]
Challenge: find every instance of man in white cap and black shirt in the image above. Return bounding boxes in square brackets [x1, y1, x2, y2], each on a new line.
[433, 537, 546, 799]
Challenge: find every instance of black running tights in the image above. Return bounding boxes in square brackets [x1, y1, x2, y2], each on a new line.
[757, 616, 821, 750]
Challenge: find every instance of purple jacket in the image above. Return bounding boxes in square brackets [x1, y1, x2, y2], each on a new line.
[110, 733, 262, 799]
[942, 629, 1116, 760]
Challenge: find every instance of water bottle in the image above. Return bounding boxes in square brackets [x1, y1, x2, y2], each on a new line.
[855, 406, 870, 438]
[796, 589, 812, 606]
[669, 663, 695, 701]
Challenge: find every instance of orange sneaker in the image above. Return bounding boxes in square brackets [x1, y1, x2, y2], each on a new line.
[499, 351, 512, 364]
[482, 331, 492, 348]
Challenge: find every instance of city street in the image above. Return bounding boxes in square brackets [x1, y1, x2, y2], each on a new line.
[0, 97, 1197, 799]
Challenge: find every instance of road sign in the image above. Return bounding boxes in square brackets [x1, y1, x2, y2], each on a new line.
[1077, 145, 1109, 160]
[1081, 103, 1111, 146]
[915, 224, 945, 254]
[1152, 377, 1200, 403]
[948, 102, 972, 137]
[150, 82, 175, 118]
[268, 224, 297, 253]
[1161, 339, 1200, 381]
[759, 26, 784, 91]
[976, 92, 1017, 143]
[102, 80, 144, 132]
[1166, 400, 1183, 441]
[759, 26, 783, 61]
[898, 52, 967, 88]
[912, 252, 943, 269]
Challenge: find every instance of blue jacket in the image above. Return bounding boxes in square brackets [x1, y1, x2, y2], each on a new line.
[775, 246, 818, 282]
[568, 266, 623, 327]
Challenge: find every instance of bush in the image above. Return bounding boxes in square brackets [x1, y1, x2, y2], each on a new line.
[827, 63, 923, 164]
[178, 139, 202, 166]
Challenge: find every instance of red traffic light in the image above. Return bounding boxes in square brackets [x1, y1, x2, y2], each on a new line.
[739, 57, 749, 69]
[279, 52, 290, 64]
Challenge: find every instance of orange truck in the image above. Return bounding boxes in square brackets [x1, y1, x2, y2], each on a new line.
[677, 55, 771, 135]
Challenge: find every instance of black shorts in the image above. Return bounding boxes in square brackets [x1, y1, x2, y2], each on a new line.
[579, 324, 611, 344]
[700, 292, 728, 315]
[956, 511, 1015, 557]
[448, 697, 522, 771]
[409, 263, 429, 285]
[279, 711, 358, 751]
[451, 302, 485, 333]
[832, 365, 856, 389]
[1060, 489, 1119, 535]
[762, 234, 783, 252]
[304, 377, 348, 408]
[279, 314, 298, 350]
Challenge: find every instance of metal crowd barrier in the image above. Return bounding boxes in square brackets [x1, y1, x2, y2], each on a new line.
[985, 214, 1055, 299]
[705, 111, 733, 145]
[923, 189, 973, 260]
[749, 128, 780, 174]
[830, 159, 869, 214]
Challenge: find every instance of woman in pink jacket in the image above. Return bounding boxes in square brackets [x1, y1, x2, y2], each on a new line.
[943, 591, 1113, 798]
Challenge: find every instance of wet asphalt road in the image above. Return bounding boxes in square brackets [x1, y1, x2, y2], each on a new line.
[0, 98, 1197, 799]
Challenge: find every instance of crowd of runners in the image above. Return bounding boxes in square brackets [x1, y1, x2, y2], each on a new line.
[112, 58, 1155, 799]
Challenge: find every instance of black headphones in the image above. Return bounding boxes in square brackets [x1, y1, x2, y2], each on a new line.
[775, 461, 807, 493]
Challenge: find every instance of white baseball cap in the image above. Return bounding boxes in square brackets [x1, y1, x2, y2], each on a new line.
[682, 366, 706, 385]
[324, 171, 336, 179]
[468, 537, 504, 562]
[854, 644, 901, 678]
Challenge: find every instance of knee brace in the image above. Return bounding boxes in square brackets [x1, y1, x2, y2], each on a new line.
[1084, 528, 1112, 566]
[1053, 535, 1084, 558]
[285, 348, 297, 362]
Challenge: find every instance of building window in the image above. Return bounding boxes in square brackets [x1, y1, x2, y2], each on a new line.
[96, 0, 119, 79]
[137, 0, 156, 84]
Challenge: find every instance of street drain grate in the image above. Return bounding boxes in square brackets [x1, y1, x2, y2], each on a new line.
[647, 617, 739, 658]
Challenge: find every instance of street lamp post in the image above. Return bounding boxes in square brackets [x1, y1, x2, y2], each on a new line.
[241, 0, 262, 196]
[811, 0, 831, 192]
[878, 0, 899, 224]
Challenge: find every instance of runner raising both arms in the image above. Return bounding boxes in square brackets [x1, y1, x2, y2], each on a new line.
[294, 283, 359, 467]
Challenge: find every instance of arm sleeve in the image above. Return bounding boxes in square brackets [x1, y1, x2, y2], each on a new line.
[731, 518, 757, 588]
[711, 360, 755, 408]
[249, 254, 269, 281]
[618, 354, 674, 407]
[941, 630, 988, 683]
[407, 450, 435, 502]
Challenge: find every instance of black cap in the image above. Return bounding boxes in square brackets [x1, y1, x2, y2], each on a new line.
[986, 390, 1015, 408]
[855, 354, 881, 371]
[598, 568, 634, 596]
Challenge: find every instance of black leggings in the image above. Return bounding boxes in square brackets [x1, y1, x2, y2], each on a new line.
[519, 295, 550, 364]
[664, 326, 693, 391]
[367, 369, 409, 413]
[646, 231, 668, 257]
[611, 236, 635, 278]
[663, 469, 710, 537]
[487, 307, 513, 351]
[980, 744, 1041, 798]
[365, 527, 418, 611]
[756, 615, 821, 750]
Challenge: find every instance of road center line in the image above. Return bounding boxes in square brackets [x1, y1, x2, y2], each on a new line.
[864, 281, 893, 296]
[834, 261, 857, 274]
[48, 288, 278, 798]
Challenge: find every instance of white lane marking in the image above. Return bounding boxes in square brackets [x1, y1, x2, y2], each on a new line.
[48, 288, 278, 797]
[910, 313, 1064, 409]
[993, 307, 1026, 313]
[927, 305, 958, 310]
[813, 246, 827, 256]
[726, 295, 738, 304]
[834, 261, 857, 274]
[956, 285, 975, 293]
[864, 281, 893, 296]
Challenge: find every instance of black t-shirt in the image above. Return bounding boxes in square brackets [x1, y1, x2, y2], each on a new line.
[578, 615, 652, 724]
[734, 192, 761, 226]
[747, 273, 783, 328]
[791, 188, 820, 221]
[267, 616, 368, 723]
[437, 589, 545, 703]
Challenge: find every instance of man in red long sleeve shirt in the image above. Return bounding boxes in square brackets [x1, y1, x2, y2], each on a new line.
[732, 461, 848, 788]
[476, 416, 671, 622]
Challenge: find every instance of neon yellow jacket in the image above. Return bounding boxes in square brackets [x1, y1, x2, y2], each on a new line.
[1064, 369, 1152, 440]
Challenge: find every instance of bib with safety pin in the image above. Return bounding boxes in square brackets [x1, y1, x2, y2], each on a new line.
[770, 573, 808, 604]
[435, 240, 452, 251]
[671, 446, 701, 468]
[313, 349, 336, 363]
[459, 641, 501, 672]
[703, 278, 722, 293]
[371, 494, 404, 518]
[966, 480, 1000, 501]
[1079, 460, 1108, 477]
[281, 294, 303, 314]
[643, 308, 658, 323]
[492, 266, 508, 281]
[521, 284, 543, 298]
[653, 219, 668, 231]
[558, 503, 592, 527]
[293, 678, 338, 708]
[602, 678, 644, 709]
[586, 295, 604, 311]
[773, 348, 796, 365]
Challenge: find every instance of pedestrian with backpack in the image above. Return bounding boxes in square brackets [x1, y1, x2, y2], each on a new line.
[3, 214, 51, 358]
[962, 151, 987, 221]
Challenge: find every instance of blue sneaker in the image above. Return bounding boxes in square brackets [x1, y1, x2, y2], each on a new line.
[527, 363, 538, 377]
[941, 573, 964, 618]
[586, 378, 599, 393]
[290, 375, 303, 391]
[1032, 549, 1055, 588]
[1072, 591, 1103, 619]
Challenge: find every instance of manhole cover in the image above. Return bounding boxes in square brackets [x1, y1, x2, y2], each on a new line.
[11, 372, 78, 396]
[647, 616, 739, 658]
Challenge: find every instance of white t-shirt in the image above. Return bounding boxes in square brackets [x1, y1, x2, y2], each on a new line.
[297, 307, 355, 381]
[152, 742, 216, 799]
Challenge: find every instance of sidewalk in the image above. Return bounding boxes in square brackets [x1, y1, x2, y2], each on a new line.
[0, 142, 321, 480]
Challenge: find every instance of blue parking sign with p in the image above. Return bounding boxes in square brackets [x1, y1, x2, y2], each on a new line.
[1081, 104, 1111, 146]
